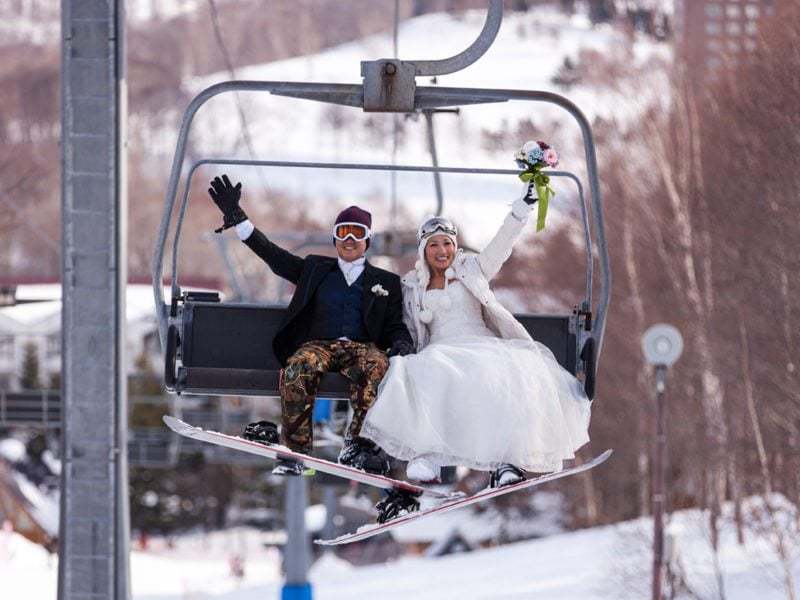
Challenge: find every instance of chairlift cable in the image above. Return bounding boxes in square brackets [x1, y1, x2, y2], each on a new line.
[390, 0, 400, 233]
[206, 0, 269, 194]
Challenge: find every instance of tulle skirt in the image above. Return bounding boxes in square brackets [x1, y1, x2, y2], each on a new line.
[361, 334, 592, 473]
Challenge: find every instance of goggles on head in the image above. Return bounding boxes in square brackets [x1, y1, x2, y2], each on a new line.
[333, 222, 371, 242]
[418, 217, 458, 243]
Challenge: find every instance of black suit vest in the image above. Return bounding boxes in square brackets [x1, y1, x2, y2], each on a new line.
[306, 268, 368, 342]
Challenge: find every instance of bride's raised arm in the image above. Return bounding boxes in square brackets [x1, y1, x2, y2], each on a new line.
[477, 184, 535, 281]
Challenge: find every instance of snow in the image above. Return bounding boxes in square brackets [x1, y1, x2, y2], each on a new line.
[12, 472, 59, 536]
[0, 438, 27, 463]
[127, 528, 283, 598]
[40, 450, 61, 476]
[1, 497, 798, 599]
[12, 284, 62, 302]
[0, 285, 224, 329]
[305, 503, 327, 533]
[0, 300, 61, 330]
[0, 523, 57, 598]
[0, 285, 203, 326]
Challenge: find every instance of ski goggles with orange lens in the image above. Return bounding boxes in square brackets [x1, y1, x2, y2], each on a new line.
[333, 222, 371, 242]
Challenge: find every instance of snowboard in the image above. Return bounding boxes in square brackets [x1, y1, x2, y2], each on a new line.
[162, 415, 458, 500]
[315, 449, 613, 546]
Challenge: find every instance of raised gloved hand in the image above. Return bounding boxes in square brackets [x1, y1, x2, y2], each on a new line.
[522, 181, 538, 205]
[387, 339, 414, 358]
[208, 174, 248, 233]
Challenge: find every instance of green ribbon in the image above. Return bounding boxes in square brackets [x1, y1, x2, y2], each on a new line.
[519, 168, 554, 232]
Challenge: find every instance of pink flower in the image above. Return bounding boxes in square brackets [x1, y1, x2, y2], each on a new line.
[543, 148, 559, 167]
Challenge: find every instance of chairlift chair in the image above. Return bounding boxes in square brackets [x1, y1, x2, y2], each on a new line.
[153, 0, 610, 402]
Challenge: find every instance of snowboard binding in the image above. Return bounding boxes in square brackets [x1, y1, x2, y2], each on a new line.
[338, 437, 391, 476]
[242, 420, 280, 445]
[375, 489, 421, 524]
[489, 463, 526, 488]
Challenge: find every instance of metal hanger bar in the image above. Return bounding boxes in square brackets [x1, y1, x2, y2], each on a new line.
[409, 0, 502, 76]
[269, 87, 506, 110]
[191, 158, 568, 175]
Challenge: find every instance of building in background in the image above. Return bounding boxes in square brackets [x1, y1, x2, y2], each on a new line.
[0, 281, 223, 392]
[675, 0, 775, 78]
[0, 285, 159, 391]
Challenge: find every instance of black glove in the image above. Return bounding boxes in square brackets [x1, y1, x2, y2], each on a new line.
[387, 340, 414, 358]
[522, 182, 538, 205]
[208, 174, 248, 233]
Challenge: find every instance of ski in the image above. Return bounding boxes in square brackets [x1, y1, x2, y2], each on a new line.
[162, 415, 457, 500]
[315, 449, 613, 546]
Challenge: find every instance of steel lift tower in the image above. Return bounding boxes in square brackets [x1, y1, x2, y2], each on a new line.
[59, 2, 130, 599]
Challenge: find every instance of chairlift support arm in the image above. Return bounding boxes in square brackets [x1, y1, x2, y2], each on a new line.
[360, 0, 503, 111]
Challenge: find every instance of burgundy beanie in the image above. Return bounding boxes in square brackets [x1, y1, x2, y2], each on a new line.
[334, 205, 372, 248]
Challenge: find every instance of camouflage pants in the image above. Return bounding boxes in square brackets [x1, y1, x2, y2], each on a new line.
[280, 339, 389, 454]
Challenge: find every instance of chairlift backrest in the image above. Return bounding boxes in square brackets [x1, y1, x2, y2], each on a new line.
[165, 299, 585, 398]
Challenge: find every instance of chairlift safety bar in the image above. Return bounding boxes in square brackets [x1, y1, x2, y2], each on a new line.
[170, 159, 593, 312]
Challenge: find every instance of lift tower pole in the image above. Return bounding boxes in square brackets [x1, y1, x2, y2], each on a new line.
[59, 2, 130, 599]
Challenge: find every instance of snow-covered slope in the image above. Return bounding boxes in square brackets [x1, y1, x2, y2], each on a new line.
[2, 497, 797, 599]
[169, 7, 670, 247]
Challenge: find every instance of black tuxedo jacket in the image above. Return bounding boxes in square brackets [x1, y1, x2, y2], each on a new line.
[243, 227, 413, 366]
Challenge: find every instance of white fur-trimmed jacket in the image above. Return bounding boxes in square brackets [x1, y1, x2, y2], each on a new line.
[401, 197, 535, 351]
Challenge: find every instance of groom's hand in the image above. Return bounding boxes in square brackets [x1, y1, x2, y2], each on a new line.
[387, 340, 414, 358]
[208, 174, 248, 233]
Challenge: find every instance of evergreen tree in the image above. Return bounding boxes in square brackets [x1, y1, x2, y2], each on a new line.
[587, 0, 615, 24]
[19, 342, 41, 389]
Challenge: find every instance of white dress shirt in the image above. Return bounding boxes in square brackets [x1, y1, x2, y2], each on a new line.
[338, 256, 366, 286]
[235, 220, 255, 240]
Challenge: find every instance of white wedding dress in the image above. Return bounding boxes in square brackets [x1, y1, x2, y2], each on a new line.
[361, 281, 592, 473]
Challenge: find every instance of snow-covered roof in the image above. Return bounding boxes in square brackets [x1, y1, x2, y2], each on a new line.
[11, 473, 58, 536]
[0, 285, 180, 334]
[0, 301, 61, 332]
[11, 285, 62, 303]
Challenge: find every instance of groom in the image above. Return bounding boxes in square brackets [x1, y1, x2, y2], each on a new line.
[208, 175, 414, 476]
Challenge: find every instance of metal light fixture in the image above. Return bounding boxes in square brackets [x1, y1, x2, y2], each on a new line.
[641, 323, 683, 600]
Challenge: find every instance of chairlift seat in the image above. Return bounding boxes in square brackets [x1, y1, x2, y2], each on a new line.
[166, 300, 578, 397]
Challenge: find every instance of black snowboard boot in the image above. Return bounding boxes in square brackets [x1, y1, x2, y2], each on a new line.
[242, 420, 280, 445]
[271, 457, 304, 477]
[338, 437, 390, 476]
[489, 463, 526, 488]
[375, 489, 421, 523]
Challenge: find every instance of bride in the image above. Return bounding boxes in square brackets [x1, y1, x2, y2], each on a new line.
[361, 183, 592, 487]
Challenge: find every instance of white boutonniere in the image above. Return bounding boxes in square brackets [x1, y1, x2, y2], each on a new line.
[371, 284, 389, 297]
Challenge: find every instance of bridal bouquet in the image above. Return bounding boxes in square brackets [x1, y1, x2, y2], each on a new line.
[515, 141, 559, 232]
